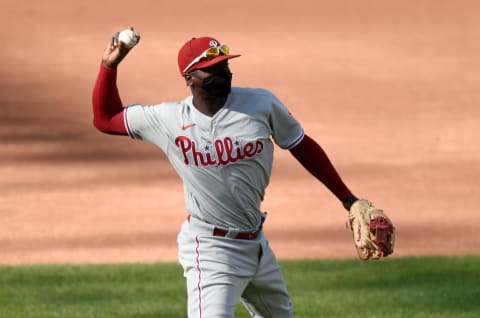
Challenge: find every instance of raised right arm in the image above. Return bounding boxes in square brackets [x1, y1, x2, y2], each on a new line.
[92, 30, 140, 135]
[92, 63, 128, 135]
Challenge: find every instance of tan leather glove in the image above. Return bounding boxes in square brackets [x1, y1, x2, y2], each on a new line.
[347, 199, 395, 260]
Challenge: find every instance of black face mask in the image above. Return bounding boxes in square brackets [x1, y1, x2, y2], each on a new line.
[201, 69, 232, 97]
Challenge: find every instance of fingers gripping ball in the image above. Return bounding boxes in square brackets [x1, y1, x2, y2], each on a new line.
[347, 199, 395, 260]
[117, 28, 138, 48]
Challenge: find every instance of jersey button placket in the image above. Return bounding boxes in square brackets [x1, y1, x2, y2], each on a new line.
[210, 120, 217, 162]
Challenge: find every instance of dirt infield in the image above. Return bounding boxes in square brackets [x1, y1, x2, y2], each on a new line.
[1, 0, 479, 264]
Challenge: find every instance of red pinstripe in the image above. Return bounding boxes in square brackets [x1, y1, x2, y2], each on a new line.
[195, 235, 203, 318]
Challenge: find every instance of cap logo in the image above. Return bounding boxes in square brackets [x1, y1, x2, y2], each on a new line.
[209, 40, 219, 47]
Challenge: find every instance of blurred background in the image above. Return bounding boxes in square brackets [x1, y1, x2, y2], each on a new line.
[1, 0, 479, 264]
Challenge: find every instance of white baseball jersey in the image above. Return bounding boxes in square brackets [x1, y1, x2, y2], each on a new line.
[125, 87, 304, 230]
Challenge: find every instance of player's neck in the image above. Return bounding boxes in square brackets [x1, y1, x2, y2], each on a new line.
[192, 94, 228, 117]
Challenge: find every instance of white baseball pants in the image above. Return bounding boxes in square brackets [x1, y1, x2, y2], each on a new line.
[177, 219, 293, 318]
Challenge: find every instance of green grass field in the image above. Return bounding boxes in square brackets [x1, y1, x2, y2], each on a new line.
[1, 256, 479, 317]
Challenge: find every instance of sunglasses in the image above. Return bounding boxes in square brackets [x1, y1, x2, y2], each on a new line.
[183, 44, 230, 74]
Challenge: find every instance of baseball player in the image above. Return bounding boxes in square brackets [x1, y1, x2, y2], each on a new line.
[92, 29, 394, 317]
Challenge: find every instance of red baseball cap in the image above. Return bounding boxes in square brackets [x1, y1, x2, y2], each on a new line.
[178, 36, 240, 76]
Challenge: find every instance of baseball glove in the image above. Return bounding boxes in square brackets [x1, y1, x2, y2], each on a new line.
[347, 199, 395, 260]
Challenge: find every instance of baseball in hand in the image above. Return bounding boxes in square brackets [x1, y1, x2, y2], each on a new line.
[117, 28, 138, 48]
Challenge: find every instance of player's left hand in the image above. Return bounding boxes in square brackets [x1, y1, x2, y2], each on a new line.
[346, 199, 395, 260]
[102, 29, 141, 68]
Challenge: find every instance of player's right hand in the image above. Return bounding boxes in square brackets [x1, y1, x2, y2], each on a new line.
[102, 30, 141, 68]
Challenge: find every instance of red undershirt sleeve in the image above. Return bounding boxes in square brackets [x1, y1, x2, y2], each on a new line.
[92, 64, 128, 135]
[289, 134, 358, 210]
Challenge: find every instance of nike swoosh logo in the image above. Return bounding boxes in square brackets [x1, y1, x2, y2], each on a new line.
[181, 123, 196, 130]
